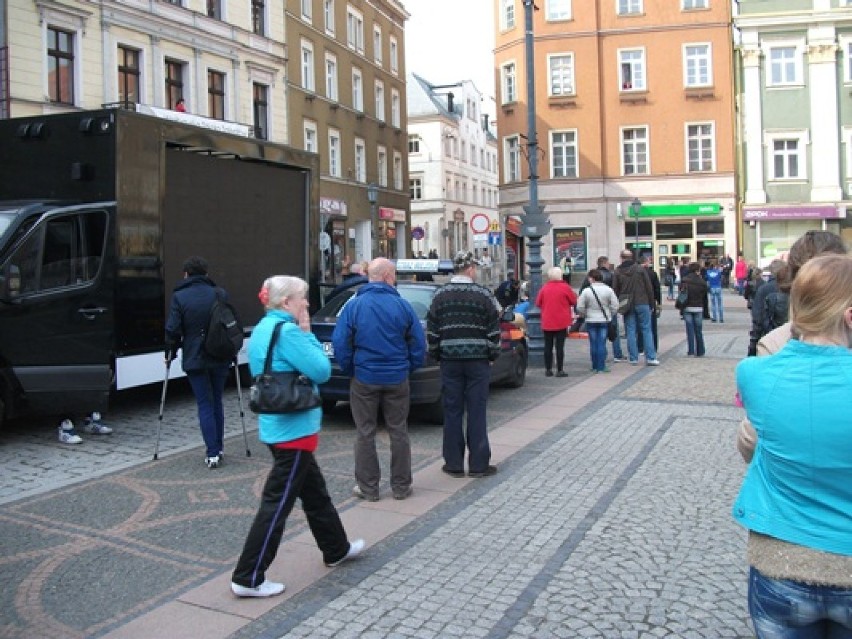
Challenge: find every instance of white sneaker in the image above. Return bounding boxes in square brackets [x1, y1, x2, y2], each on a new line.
[205, 455, 221, 469]
[325, 538, 366, 567]
[83, 412, 113, 435]
[646, 359, 661, 366]
[230, 580, 285, 598]
[58, 420, 83, 444]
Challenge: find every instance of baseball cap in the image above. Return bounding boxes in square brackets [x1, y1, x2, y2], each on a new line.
[453, 250, 481, 270]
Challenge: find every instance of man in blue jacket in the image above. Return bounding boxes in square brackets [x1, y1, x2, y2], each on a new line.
[332, 258, 426, 501]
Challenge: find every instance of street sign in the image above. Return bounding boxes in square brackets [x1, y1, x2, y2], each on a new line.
[488, 231, 501, 245]
[470, 214, 490, 234]
[411, 226, 425, 240]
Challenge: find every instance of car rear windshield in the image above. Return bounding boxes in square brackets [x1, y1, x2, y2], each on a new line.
[314, 284, 437, 321]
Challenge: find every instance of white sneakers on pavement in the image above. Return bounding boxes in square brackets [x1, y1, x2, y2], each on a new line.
[57, 419, 83, 444]
[325, 538, 366, 567]
[83, 412, 113, 434]
[58, 413, 113, 444]
[646, 359, 661, 366]
[230, 580, 286, 598]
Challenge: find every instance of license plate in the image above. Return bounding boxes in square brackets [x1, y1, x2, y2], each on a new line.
[322, 342, 334, 358]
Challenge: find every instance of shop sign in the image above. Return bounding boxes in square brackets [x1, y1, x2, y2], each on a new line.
[505, 215, 523, 236]
[743, 205, 841, 220]
[320, 197, 348, 217]
[553, 228, 588, 271]
[379, 206, 406, 222]
[629, 241, 653, 249]
[638, 203, 721, 217]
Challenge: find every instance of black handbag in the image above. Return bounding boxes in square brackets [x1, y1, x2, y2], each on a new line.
[675, 286, 689, 311]
[589, 285, 618, 342]
[568, 314, 585, 334]
[249, 322, 322, 414]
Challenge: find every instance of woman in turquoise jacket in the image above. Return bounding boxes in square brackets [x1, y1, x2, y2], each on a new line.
[733, 253, 852, 638]
[231, 275, 364, 598]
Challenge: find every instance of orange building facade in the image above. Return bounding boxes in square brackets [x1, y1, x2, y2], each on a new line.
[494, 0, 736, 278]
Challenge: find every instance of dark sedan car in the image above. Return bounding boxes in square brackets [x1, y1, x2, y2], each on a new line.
[311, 280, 528, 423]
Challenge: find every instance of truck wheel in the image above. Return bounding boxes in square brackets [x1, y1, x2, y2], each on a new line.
[505, 348, 528, 388]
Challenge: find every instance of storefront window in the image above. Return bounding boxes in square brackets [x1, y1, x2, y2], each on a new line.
[696, 219, 724, 235]
[758, 220, 814, 267]
[656, 221, 693, 239]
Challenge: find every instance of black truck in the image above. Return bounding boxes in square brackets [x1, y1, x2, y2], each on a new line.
[0, 108, 319, 427]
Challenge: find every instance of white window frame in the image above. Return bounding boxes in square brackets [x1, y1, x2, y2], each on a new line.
[324, 0, 335, 34]
[548, 53, 574, 96]
[304, 119, 318, 153]
[501, 0, 515, 30]
[410, 176, 423, 200]
[408, 135, 420, 154]
[502, 61, 517, 104]
[764, 40, 804, 87]
[373, 24, 383, 66]
[685, 121, 715, 173]
[325, 52, 338, 101]
[391, 89, 400, 127]
[352, 67, 363, 111]
[354, 138, 366, 183]
[841, 37, 852, 84]
[301, 39, 315, 92]
[393, 151, 403, 190]
[546, 0, 571, 21]
[682, 0, 707, 9]
[375, 79, 385, 121]
[621, 126, 649, 176]
[504, 135, 521, 183]
[328, 128, 341, 178]
[765, 130, 808, 181]
[377, 145, 388, 187]
[617, 0, 642, 15]
[619, 48, 646, 91]
[347, 6, 364, 54]
[301, 0, 312, 22]
[683, 43, 712, 88]
[550, 129, 578, 178]
[390, 36, 399, 75]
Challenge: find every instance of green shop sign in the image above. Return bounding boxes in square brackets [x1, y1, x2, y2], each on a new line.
[634, 203, 721, 218]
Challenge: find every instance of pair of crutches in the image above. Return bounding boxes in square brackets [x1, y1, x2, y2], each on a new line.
[153, 358, 251, 461]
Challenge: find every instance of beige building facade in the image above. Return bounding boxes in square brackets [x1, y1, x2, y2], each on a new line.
[494, 0, 736, 278]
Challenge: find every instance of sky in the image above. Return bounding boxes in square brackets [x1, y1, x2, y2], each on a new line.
[403, 0, 496, 116]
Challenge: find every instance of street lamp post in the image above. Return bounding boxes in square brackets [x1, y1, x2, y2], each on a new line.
[631, 197, 642, 257]
[367, 183, 379, 259]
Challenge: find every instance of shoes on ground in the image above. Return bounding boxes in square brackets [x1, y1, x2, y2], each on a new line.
[545, 370, 554, 377]
[612, 357, 627, 363]
[629, 360, 639, 366]
[646, 359, 661, 366]
[83, 412, 113, 435]
[555, 371, 568, 378]
[711, 318, 717, 322]
[393, 486, 413, 500]
[205, 455, 221, 469]
[441, 464, 466, 478]
[58, 420, 83, 444]
[595, 367, 611, 373]
[326, 538, 366, 567]
[468, 465, 497, 478]
[352, 485, 380, 502]
[231, 580, 285, 598]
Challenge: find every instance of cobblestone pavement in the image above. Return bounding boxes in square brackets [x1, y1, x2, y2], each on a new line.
[0, 292, 756, 638]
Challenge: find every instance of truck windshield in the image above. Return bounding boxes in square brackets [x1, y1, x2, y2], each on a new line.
[0, 212, 15, 243]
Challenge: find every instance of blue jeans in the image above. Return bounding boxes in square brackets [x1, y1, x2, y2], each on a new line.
[587, 323, 608, 371]
[749, 566, 852, 638]
[187, 365, 229, 457]
[624, 304, 656, 362]
[610, 316, 624, 359]
[440, 359, 491, 473]
[683, 311, 705, 356]
[710, 287, 724, 321]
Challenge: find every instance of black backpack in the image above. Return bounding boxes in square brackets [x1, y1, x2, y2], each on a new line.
[762, 290, 789, 333]
[203, 291, 244, 361]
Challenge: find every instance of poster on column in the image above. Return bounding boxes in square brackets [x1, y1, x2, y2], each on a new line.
[553, 228, 587, 272]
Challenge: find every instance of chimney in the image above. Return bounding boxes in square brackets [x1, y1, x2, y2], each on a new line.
[447, 92, 454, 113]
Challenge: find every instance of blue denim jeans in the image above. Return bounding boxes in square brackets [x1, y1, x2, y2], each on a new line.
[683, 310, 705, 356]
[710, 287, 724, 321]
[587, 322, 608, 371]
[749, 567, 852, 638]
[624, 304, 656, 362]
[187, 365, 230, 457]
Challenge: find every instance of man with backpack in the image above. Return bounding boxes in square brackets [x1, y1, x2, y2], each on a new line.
[165, 256, 238, 468]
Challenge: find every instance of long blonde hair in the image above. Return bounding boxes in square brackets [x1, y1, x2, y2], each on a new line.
[789, 254, 852, 341]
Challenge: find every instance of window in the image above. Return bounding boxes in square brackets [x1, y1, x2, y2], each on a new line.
[207, 0, 222, 19]
[501, 0, 515, 29]
[408, 135, 420, 153]
[253, 83, 268, 139]
[347, 7, 364, 53]
[251, 0, 265, 35]
[117, 46, 140, 106]
[393, 152, 403, 190]
[208, 70, 225, 119]
[324, 0, 335, 34]
[390, 36, 398, 74]
[619, 48, 645, 91]
[391, 89, 400, 127]
[551, 130, 578, 178]
[686, 123, 714, 172]
[766, 131, 807, 180]
[165, 59, 185, 109]
[325, 52, 338, 100]
[304, 120, 318, 152]
[410, 177, 423, 200]
[767, 45, 801, 86]
[621, 126, 648, 175]
[375, 80, 385, 121]
[301, 40, 315, 91]
[504, 136, 521, 182]
[617, 0, 642, 15]
[548, 53, 574, 96]
[47, 27, 74, 105]
[355, 138, 366, 182]
[502, 62, 517, 103]
[373, 25, 382, 65]
[682, 0, 707, 8]
[352, 68, 363, 111]
[328, 129, 341, 177]
[301, 0, 312, 22]
[377, 146, 387, 187]
[461, 141, 467, 163]
[683, 44, 711, 87]
[546, 0, 571, 20]
[845, 41, 852, 83]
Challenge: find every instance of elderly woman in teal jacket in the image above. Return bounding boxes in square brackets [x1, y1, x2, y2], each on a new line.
[231, 275, 364, 598]
[733, 253, 852, 638]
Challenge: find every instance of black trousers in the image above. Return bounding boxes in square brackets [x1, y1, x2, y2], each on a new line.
[543, 329, 567, 372]
[232, 446, 350, 588]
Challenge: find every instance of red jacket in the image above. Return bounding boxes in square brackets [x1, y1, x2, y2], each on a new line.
[535, 280, 578, 331]
[735, 259, 748, 280]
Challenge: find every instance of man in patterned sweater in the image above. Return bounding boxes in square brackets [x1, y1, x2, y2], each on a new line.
[426, 251, 501, 478]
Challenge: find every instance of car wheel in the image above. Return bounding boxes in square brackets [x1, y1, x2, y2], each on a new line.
[504, 347, 528, 388]
[421, 398, 444, 425]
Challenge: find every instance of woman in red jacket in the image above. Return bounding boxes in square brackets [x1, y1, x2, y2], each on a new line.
[535, 267, 578, 377]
